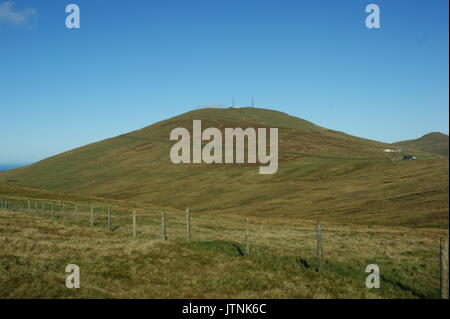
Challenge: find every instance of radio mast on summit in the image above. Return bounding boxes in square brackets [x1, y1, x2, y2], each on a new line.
[251, 97, 254, 107]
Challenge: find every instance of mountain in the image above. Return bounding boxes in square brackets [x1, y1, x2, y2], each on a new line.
[395, 132, 449, 157]
[0, 107, 448, 227]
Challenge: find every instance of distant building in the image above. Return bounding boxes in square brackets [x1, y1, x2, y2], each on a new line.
[383, 149, 402, 153]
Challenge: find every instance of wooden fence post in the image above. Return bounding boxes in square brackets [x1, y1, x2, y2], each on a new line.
[161, 211, 167, 240]
[245, 217, 250, 255]
[186, 207, 191, 241]
[133, 210, 137, 238]
[441, 238, 448, 299]
[90, 206, 94, 226]
[317, 221, 322, 272]
[107, 208, 112, 231]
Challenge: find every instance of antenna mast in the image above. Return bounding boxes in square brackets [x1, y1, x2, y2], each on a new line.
[251, 97, 254, 107]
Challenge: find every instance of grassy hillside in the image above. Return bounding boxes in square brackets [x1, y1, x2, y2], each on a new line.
[395, 132, 449, 157]
[0, 107, 447, 228]
[0, 192, 447, 299]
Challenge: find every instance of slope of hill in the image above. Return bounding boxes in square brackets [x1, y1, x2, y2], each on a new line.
[0, 107, 448, 227]
[395, 132, 449, 157]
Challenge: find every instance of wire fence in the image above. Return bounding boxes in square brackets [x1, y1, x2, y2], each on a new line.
[0, 195, 448, 299]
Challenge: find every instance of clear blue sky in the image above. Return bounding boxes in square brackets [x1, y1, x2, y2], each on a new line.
[0, 0, 448, 166]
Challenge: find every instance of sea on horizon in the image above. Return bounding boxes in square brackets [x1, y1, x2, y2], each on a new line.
[0, 164, 27, 172]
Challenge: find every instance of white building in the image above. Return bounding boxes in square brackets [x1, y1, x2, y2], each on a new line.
[383, 149, 402, 153]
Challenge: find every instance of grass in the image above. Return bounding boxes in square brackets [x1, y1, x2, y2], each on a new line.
[395, 132, 449, 157]
[0, 192, 447, 298]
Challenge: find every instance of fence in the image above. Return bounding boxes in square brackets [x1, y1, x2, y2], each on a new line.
[0, 196, 448, 299]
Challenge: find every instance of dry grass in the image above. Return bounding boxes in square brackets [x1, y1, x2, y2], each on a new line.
[0, 199, 447, 299]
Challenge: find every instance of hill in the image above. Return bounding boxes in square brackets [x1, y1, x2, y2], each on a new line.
[0, 107, 448, 227]
[395, 132, 449, 157]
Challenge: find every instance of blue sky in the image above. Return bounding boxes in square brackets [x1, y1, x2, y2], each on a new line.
[0, 0, 448, 166]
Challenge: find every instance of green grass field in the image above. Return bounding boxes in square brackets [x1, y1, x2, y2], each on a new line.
[0, 185, 448, 298]
[396, 132, 449, 157]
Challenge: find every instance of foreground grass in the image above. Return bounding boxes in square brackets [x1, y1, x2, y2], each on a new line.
[0, 207, 447, 298]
